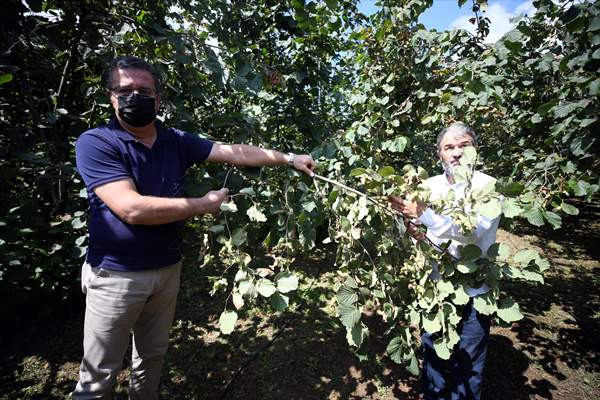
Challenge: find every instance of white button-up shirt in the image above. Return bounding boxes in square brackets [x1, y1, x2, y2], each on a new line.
[418, 171, 500, 296]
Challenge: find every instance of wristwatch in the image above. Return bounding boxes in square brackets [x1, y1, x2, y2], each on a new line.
[287, 152, 295, 166]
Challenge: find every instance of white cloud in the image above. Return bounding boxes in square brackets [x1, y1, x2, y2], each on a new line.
[450, 1, 535, 43]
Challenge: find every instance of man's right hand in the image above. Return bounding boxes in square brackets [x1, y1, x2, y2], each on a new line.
[404, 219, 426, 241]
[201, 188, 230, 216]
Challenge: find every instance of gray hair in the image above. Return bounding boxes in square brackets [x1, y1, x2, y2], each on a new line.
[436, 122, 478, 151]
[106, 56, 161, 93]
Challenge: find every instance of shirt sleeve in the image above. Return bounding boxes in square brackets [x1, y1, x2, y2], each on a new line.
[75, 131, 131, 190]
[179, 130, 214, 167]
[418, 207, 499, 244]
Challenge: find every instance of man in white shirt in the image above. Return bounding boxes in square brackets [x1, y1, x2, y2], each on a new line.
[389, 122, 499, 400]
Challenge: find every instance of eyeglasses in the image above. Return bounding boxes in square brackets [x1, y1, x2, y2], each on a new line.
[110, 86, 158, 97]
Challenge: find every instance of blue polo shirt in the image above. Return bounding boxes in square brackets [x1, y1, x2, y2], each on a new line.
[75, 119, 213, 271]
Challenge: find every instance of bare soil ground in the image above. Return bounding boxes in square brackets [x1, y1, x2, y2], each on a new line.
[1, 201, 598, 399]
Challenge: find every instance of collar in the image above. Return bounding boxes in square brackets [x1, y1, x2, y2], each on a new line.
[108, 118, 174, 142]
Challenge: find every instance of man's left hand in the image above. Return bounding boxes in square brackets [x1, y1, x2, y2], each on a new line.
[293, 154, 316, 177]
[388, 195, 426, 219]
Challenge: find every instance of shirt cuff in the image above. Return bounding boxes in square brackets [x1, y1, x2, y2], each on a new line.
[418, 208, 438, 228]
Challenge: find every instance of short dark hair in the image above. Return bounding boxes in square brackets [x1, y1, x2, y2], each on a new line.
[436, 122, 478, 152]
[106, 56, 161, 93]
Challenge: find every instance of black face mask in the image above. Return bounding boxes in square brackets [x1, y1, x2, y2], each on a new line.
[117, 94, 157, 127]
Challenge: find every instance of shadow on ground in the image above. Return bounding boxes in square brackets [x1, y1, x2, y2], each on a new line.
[162, 252, 421, 400]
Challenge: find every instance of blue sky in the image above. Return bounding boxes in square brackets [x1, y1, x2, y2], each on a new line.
[357, 0, 536, 42]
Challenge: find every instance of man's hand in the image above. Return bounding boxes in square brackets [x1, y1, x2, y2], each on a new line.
[292, 154, 316, 177]
[201, 188, 229, 216]
[404, 219, 426, 241]
[388, 195, 426, 219]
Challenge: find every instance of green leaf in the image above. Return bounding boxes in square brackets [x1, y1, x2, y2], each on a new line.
[337, 284, 358, 305]
[325, 0, 339, 10]
[256, 278, 277, 297]
[554, 101, 578, 118]
[568, 180, 591, 196]
[570, 135, 594, 157]
[478, 199, 501, 219]
[382, 136, 408, 153]
[543, 211, 562, 229]
[220, 201, 238, 212]
[349, 93, 367, 105]
[269, 292, 289, 311]
[444, 303, 461, 326]
[239, 187, 255, 196]
[521, 270, 544, 283]
[459, 244, 482, 260]
[437, 280, 455, 298]
[378, 166, 395, 177]
[338, 304, 361, 328]
[238, 280, 256, 298]
[375, 96, 389, 105]
[232, 292, 244, 309]
[473, 293, 497, 315]
[513, 249, 538, 266]
[234, 268, 248, 282]
[208, 224, 225, 233]
[496, 299, 524, 323]
[382, 83, 394, 93]
[247, 205, 267, 222]
[466, 79, 486, 94]
[302, 201, 317, 212]
[72, 246, 87, 258]
[231, 228, 248, 246]
[452, 285, 470, 305]
[561, 202, 579, 215]
[589, 16, 600, 32]
[219, 310, 237, 335]
[422, 312, 442, 334]
[386, 336, 404, 364]
[276, 271, 298, 293]
[446, 326, 461, 349]
[488, 242, 511, 262]
[588, 79, 599, 96]
[433, 338, 451, 360]
[344, 276, 359, 289]
[456, 261, 478, 274]
[502, 198, 523, 218]
[502, 29, 524, 53]
[453, 165, 469, 183]
[495, 180, 524, 196]
[71, 218, 86, 229]
[536, 98, 558, 116]
[522, 206, 544, 226]
[350, 168, 367, 177]
[0, 73, 13, 86]
[459, 146, 477, 166]
[357, 125, 369, 136]
[346, 323, 367, 347]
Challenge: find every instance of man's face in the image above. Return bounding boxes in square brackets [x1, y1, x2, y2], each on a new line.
[438, 131, 474, 168]
[109, 68, 160, 117]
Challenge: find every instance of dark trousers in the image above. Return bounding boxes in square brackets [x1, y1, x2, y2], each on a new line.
[420, 300, 491, 400]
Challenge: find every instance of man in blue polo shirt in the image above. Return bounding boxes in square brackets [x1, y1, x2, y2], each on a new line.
[73, 56, 316, 399]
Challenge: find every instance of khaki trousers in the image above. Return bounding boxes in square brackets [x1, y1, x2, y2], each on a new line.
[73, 261, 181, 400]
